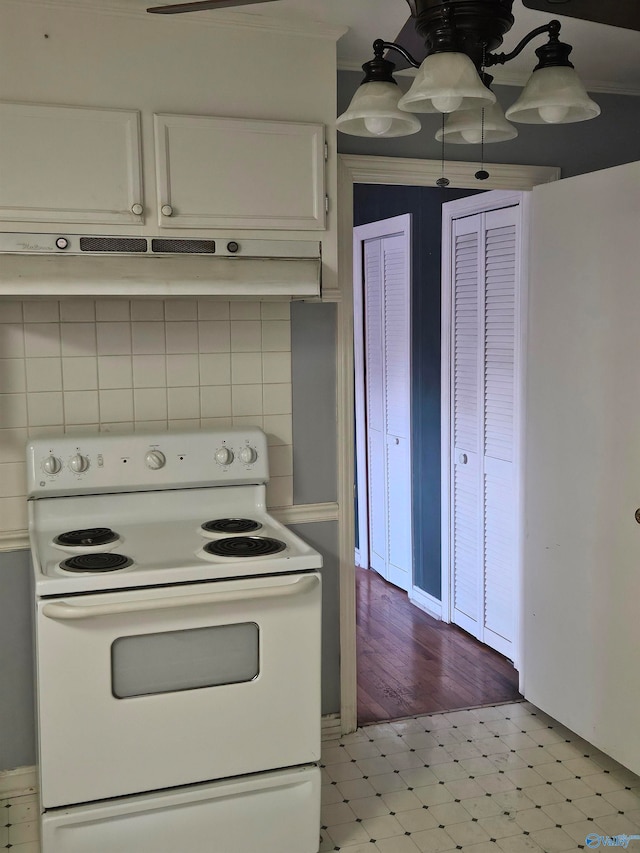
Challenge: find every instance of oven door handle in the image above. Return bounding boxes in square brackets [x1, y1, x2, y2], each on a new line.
[41, 574, 319, 621]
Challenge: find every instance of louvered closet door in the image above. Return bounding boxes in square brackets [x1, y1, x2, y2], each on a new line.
[362, 222, 412, 592]
[449, 205, 519, 658]
[364, 237, 387, 577]
[451, 215, 482, 635]
[383, 234, 411, 591]
[482, 208, 517, 658]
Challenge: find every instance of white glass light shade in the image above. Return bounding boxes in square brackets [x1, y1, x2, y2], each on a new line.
[505, 65, 601, 124]
[397, 52, 496, 114]
[336, 81, 422, 137]
[435, 101, 518, 144]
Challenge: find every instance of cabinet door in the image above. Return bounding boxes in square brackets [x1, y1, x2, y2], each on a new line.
[154, 114, 325, 230]
[0, 103, 144, 225]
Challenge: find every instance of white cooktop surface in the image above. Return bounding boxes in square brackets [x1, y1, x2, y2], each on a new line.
[30, 485, 322, 596]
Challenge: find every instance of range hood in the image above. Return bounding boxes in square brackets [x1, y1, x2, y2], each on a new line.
[0, 233, 321, 299]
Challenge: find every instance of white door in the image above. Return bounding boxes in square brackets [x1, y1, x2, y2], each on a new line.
[523, 160, 640, 775]
[442, 193, 525, 661]
[354, 215, 412, 592]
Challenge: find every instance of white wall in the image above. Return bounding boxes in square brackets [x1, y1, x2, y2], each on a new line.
[523, 161, 640, 774]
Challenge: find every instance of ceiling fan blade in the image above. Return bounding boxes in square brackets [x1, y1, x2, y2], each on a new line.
[386, 16, 428, 71]
[522, 0, 640, 32]
[147, 0, 278, 14]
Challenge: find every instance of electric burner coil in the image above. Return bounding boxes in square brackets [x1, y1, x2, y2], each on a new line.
[60, 553, 133, 573]
[201, 518, 262, 534]
[54, 527, 119, 547]
[203, 536, 286, 558]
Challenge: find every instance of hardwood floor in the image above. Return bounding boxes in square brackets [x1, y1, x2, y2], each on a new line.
[356, 566, 522, 725]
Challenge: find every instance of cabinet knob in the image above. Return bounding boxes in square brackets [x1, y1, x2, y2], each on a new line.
[131, 203, 143, 216]
[161, 204, 173, 217]
[458, 453, 468, 465]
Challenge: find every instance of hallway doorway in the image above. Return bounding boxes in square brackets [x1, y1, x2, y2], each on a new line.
[336, 154, 560, 734]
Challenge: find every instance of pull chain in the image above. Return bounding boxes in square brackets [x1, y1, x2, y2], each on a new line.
[436, 113, 450, 188]
[475, 43, 490, 181]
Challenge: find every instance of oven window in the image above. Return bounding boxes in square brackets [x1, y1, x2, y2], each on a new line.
[111, 623, 259, 698]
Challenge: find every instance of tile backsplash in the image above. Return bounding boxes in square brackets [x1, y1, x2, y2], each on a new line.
[0, 298, 294, 534]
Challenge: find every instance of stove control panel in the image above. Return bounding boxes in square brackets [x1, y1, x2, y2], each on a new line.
[26, 427, 269, 497]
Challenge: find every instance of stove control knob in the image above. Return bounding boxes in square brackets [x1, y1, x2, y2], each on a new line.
[239, 446, 258, 465]
[215, 446, 234, 466]
[69, 453, 90, 474]
[145, 450, 166, 470]
[42, 455, 62, 475]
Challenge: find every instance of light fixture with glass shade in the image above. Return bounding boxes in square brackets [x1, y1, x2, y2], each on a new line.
[435, 75, 517, 143]
[336, 0, 600, 178]
[504, 21, 601, 124]
[397, 50, 496, 113]
[336, 40, 422, 137]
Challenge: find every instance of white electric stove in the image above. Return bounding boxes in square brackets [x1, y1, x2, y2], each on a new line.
[27, 427, 322, 853]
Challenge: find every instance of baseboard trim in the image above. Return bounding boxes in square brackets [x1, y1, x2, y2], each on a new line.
[409, 587, 443, 621]
[0, 766, 37, 799]
[321, 713, 342, 741]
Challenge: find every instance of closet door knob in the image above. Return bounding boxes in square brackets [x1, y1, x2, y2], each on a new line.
[458, 453, 468, 464]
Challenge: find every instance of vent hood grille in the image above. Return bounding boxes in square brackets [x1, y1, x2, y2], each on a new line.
[0, 234, 321, 299]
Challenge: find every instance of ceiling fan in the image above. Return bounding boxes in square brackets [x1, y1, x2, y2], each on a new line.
[146, 0, 640, 34]
[147, 0, 280, 13]
[521, 0, 640, 32]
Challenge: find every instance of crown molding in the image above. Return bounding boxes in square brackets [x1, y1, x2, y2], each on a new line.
[8, 0, 348, 41]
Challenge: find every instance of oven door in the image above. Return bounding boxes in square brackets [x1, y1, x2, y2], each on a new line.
[36, 572, 321, 808]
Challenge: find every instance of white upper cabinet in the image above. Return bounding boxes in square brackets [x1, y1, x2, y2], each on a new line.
[0, 103, 144, 226]
[153, 114, 326, 231]
[0, 103, 326, 234]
